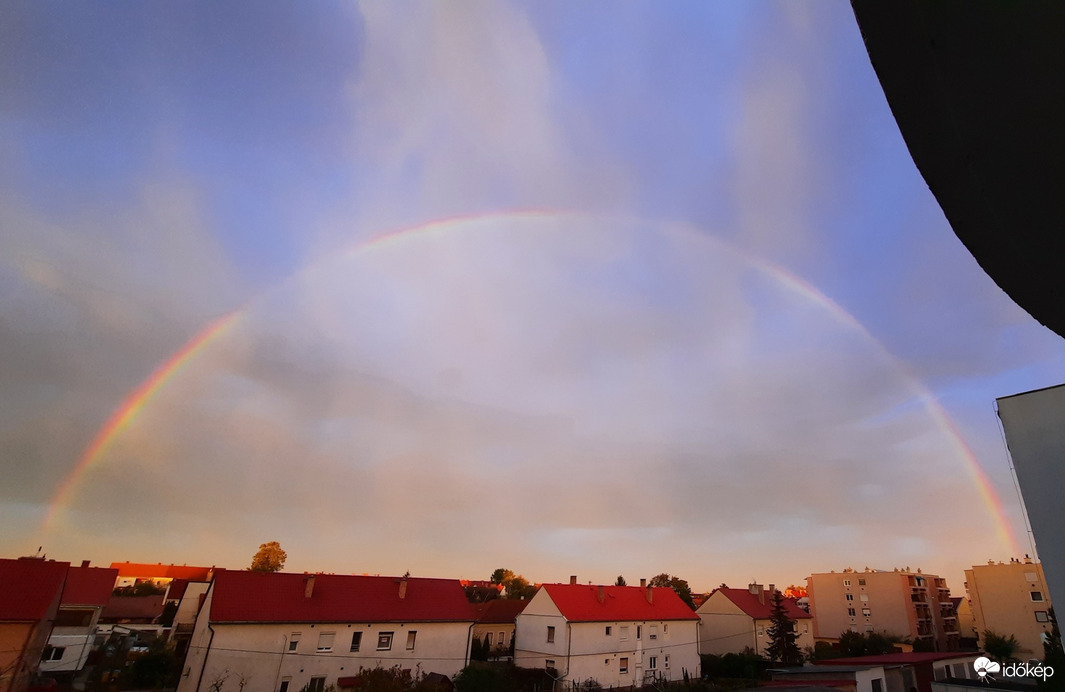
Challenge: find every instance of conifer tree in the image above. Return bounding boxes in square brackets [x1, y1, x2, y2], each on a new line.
[765, 590, 802, 664]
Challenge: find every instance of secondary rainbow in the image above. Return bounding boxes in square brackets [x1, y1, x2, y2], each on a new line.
[43, 210, 1021, 555]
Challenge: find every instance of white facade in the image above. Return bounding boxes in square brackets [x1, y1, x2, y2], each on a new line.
[178, 586, 473, 692]
[39, 607, 105, 674]
[514, 588, 700, 688]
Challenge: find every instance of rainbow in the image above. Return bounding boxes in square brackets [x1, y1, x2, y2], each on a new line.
[42, 210, 1021, 555]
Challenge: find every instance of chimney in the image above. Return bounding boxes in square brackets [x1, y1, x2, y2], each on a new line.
[304, 575, 316, 599]
[749, 582, 764, 604]
[399, 576, 408, 599]
[639, 578, 646, 589]
[598, 585, 605, 603]
[646, 585, 653, 604]
[81, 560, 91, 568]
[570, 575, 577, 586]
[769, 584, 775, 596]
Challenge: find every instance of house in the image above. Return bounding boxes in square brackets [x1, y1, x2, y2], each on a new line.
[697, 583, 813, 657]
[0, 558, 68, 692]
[166, 579, 212, 657]
[808, 568, 960, 651]
[471, 599, 528, 655]
[964, 558, 1053, 658]
[38, 563, 118, 677]
[177, 571, 476, 692]
[814, 652, 983, 692]
[514, 576, 700, 688]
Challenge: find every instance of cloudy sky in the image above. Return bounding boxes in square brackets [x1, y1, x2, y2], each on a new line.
[2, 2, 1063, 593]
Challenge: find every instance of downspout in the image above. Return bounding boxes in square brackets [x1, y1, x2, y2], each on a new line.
[564, 622, 572, 681]
[194, 623, 215, 692]
[273, 634, 288, 692]
[466, 621, 476, 668]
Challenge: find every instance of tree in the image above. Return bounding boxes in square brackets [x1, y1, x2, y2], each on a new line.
[489, 568, 536, 600]
[615, 575, 627, 586]
[249, 541, 287, 572]
[984, 630, 1020, 662]
[649, 573, 695, 609]
[765, 590, 803, 664]
[490, 568, 515, 584]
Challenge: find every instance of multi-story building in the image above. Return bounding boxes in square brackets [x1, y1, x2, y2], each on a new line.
[696, 582, 813, 657]
[807, 568, 959, 651]
[514, 576, 700, 688]
[964, 557, 1053, 658]
[0, 558, 69, 692]
[178, 570, 476, 692]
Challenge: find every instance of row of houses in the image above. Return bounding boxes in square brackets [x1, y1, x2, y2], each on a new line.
[2, 557, 1054, 692]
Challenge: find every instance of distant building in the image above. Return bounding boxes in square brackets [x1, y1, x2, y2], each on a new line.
[795, 652, 982, 692]
[696, 582, 813, 657]
[807, 568, 959, 651]
[514, 576, 700, 688]
[0, 558, 69, 692]
[964, 558, 1053, 658]
[177, 571, 476, 692]
[472, 599, 528, 655]
[39, 563, 117, 677]
[108, 562, 214, 590]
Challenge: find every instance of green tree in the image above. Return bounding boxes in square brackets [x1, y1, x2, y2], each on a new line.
[649, 573, 695, 609]
[490, 568, 515, 584]
[489, 568, 536, 600]
[765, 590, 803, 664]
[615, 575, 627, 587]
[249, 541, 287, 572]
[838, 630, 869, 657]
[983, 630, 1020, 662]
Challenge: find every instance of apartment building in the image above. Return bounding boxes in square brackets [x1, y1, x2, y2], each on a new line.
[964, 557, 1053, 658]
[808, 568, 959, 651]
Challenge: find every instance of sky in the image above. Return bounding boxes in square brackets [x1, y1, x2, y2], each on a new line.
[2, 1, 1064, 594]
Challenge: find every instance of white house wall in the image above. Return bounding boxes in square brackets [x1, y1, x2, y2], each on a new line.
[697, 593, 756, 656]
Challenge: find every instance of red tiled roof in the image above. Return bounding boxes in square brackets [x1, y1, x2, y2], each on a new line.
[473, 598, 529, 623]
[714, 588, 812, 621]
[101, 595, 166, 621]
[539, 583, 699, 622]
[817, 653, 976, 666]
[62, 566, 118, 607]
[167, 579, 190, 601]
[209, 571, 477, 624]
[0, 558, 68, 622]
[109, 562, 213, 580]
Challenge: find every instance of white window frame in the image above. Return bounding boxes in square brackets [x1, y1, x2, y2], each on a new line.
[547, 626, 555, 643]
[377, 631, 394, 651]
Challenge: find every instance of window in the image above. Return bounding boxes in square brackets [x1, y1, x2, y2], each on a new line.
[486, 632, 493, 646]
[860, 593, 869, 602]
[406, 631, 417, 650]
[1032, 592, 1045, 602]
[547, 626, 555, 643]
[858, 578, 866, 586]
[1037, 611, 1050, 622]
[350, 632, 362, 652]
[279, 679, 291, 692]
[55, 608, 94, 627]
[757, 626, 765, 635]
[288, 633, 300, 651]
[377, 632, 394, 650]
[663, 624, 669, 635]
[317, 632, 335, 653]
[846, 594, 854, 601]
[648, 656, 658, 670]
[866, 625, 874, 632]
[649, 625, 658, 640]
[498, 631, 505, 645]
[863, 608, 871, 616]
[307, 678, 326, 692]
[848, 608, 856, 616]
[636, 625, 642, 640]
[546, 659, 555, 669]
[844, 579, 852, 587]
[620, 657, 629, 673]
[871, 679, 883, 692]
[605, 626, 612, 636]
[620, 626, 629, 640]
[41, 646, 65, 662]
[665, 655, 670, 669]
[1026, 572, 1038, 582]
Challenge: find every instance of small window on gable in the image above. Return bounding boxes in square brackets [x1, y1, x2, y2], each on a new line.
[605, 626, 612, 636]
[547, 626, 555, 643]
